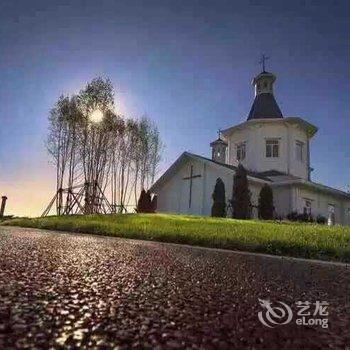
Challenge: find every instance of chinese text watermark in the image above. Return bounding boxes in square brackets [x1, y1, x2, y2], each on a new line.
[258, 298, 329, 328]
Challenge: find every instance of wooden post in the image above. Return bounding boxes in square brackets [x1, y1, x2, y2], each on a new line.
[0, 196, 8, 217]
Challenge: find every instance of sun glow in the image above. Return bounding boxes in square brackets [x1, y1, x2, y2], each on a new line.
[89, 109, 104, 123]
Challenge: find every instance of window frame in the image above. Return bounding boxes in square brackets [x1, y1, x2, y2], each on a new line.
[236, 142, 246, 161]
[295, 140, 304, 162]
[328, 204, 335, 213]
[303, 198, 312, 215]
[265, 139, 279, 158]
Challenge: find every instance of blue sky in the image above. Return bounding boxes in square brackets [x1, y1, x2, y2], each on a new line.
[0, 0, 349, 216]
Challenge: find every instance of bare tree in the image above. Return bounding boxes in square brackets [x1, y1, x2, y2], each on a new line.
[44, 77, 163, 216]
[46, 95, 83, 214]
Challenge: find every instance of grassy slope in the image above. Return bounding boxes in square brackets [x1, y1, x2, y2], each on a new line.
[2, 213, 350, 262]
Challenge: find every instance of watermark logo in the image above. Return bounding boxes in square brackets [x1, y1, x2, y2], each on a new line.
[258, 299, 293, 328]
[258, 299, 329, 328]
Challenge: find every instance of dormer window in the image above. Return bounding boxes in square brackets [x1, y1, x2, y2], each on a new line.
[266, 139, 279, 158]
[295, 141, 304, 162]
[236, 142, 246, 161]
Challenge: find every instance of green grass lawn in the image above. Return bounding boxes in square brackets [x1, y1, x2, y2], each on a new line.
[2, 213, 350, 263]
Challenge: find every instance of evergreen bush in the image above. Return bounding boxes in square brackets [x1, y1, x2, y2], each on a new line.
[231, 164, 251, 219]
[211, 178, 226, 217]
[258, 184, 274, 220]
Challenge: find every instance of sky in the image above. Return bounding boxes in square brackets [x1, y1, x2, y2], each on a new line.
[0, 0, 349, 216]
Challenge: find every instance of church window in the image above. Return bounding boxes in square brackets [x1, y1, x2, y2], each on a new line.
[295, 141, 304, 162]
[266, 139, 279, 158]
[303, 199, 312, 215]
[236, 142, 246, 161]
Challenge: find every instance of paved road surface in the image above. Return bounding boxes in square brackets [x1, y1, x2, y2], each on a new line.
[0, 226, 349, 349]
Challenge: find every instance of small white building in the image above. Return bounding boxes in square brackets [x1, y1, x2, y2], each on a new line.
[151, 70, 350, 225]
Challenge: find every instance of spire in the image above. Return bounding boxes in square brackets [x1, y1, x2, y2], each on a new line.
[247, 60, 283, 120]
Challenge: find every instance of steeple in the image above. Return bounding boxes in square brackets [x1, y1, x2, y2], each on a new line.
[247, 58, 283, 120]
[210, 130, 227, 163]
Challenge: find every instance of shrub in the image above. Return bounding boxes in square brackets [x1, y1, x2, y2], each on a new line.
[137, 189, 146, 212]
[211, 178, 226, 217]
[232, 164, 251, 219]
[258, 184, 274, 220]
[298, 213, 314, 222]
[137, 189, 156, 213]
[287, 211, 298, 221]
[287, 211, 314, 223]
[316, 215, 327, 224]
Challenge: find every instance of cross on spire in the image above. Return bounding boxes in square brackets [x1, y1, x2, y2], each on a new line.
[259, 54, 269, 72]
[217, 128, 222, 139]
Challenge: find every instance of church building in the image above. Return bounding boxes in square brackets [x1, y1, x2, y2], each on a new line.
[150, 68, 350, 225]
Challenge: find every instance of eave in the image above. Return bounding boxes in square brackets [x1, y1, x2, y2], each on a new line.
[221, 117, 318, 138]
[270, 179, 350, 199]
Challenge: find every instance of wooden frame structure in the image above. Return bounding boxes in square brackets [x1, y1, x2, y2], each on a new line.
[42, 181, 113, 217]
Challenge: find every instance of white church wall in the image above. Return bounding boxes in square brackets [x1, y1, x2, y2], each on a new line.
[296, 186, 350, 225]
[155, 158, 213, 216]
[200, 163, 233, 216]
[260, 183, 350, 225]
[256, 122, 289, 174]
[198, 162, 264, 218]
[287, 124, 309, 180]
[249, 182, 264, 218]
[154, 155, 350, 224]
[226, 120, 309, 180]
[272, 186, 292, 218]
[227, 128, 248, 167]
[227, 122, 288, 174]
[156, 167, 182, 213]
[155, 156, 265, 218]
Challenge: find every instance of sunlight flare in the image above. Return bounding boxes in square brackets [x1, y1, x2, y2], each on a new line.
[89, 109, 104, 123]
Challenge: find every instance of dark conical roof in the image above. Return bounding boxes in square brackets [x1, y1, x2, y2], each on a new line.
[247, 93, 283, 120]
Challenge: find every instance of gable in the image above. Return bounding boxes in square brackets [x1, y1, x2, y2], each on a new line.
[150, 152, 233, 192]
[150, 152, 269, 193]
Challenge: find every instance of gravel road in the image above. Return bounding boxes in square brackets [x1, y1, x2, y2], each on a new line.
[0, 226, 349, 349]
